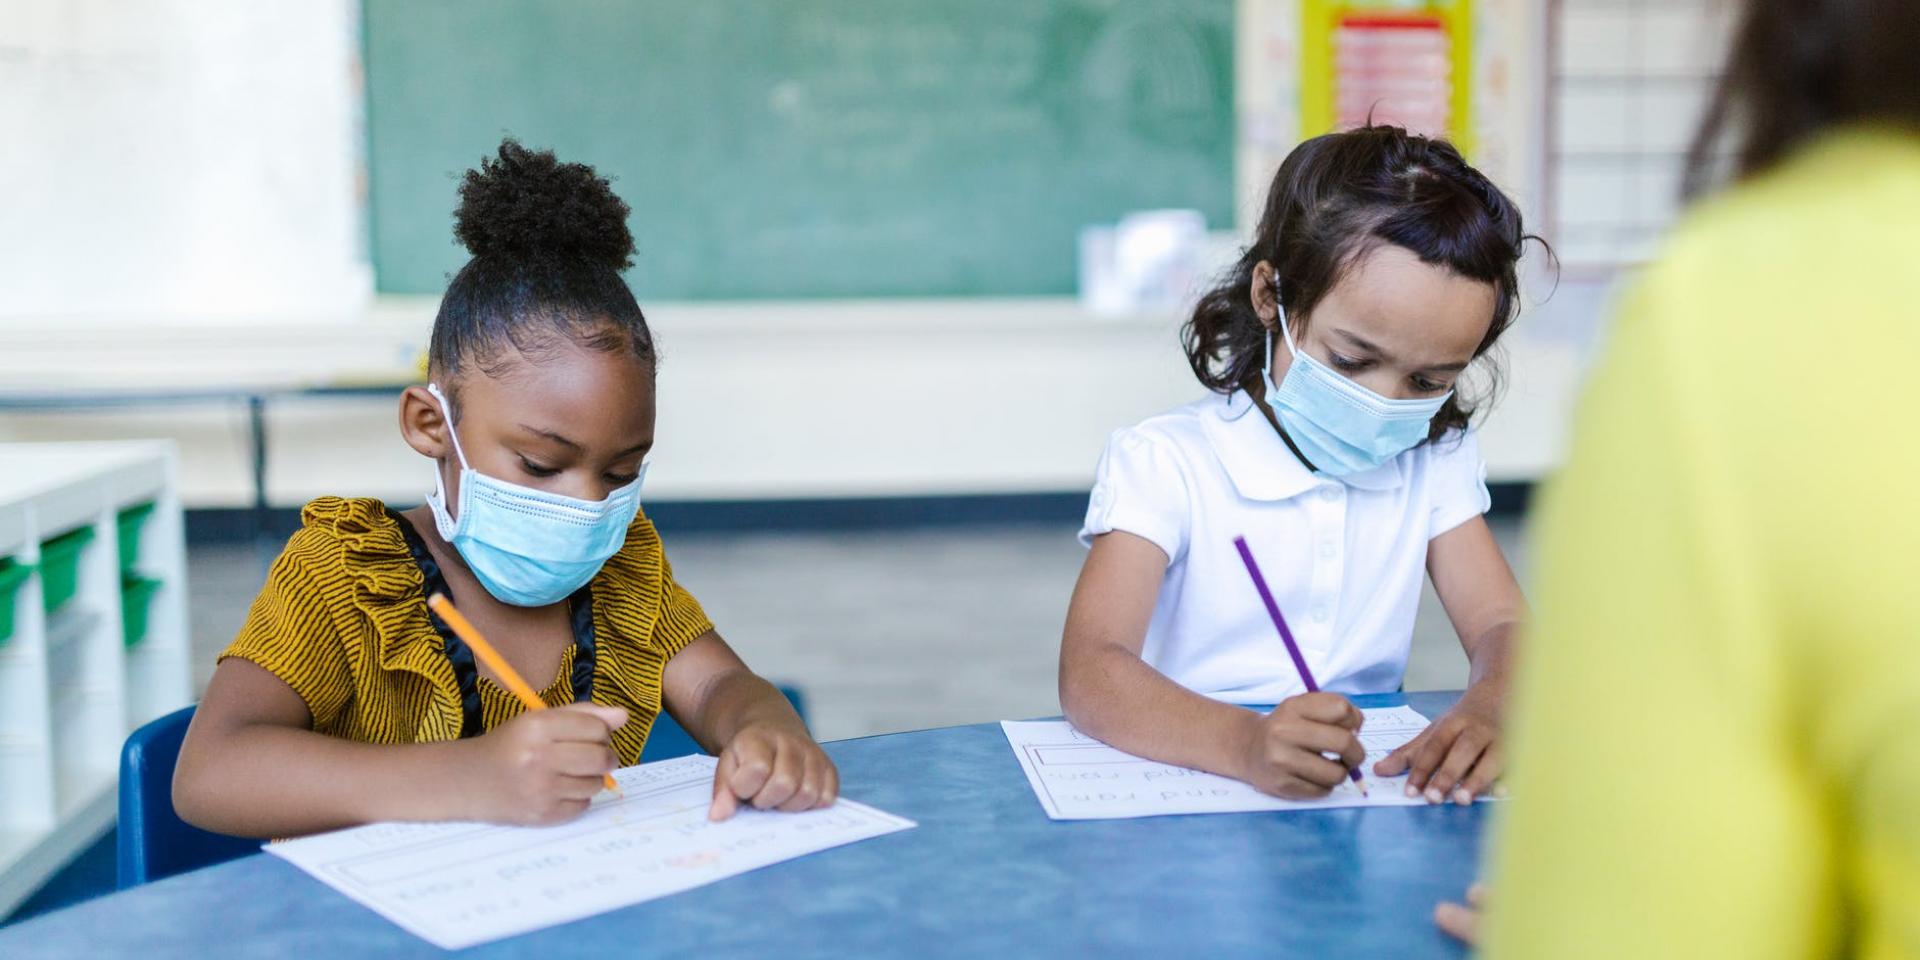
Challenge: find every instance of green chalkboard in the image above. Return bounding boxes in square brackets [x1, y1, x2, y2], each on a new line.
[364, 0, 1234, 299]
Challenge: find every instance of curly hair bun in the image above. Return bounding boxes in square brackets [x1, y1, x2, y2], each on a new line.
[453, 138, 634, 271]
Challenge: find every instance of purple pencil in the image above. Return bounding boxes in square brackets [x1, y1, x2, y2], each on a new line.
[1232, 535, 1368, 797]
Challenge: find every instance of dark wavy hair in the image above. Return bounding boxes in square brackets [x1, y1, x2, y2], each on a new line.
[429, 139, 653, 395]
[1182, 125, 1541, 442]
[1684, 0, 1920, 198]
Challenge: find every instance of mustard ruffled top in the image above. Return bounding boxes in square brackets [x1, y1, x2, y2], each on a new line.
[219, 496, 714, 765]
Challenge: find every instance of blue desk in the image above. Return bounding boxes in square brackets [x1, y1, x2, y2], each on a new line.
[0, 692, 1482, 958]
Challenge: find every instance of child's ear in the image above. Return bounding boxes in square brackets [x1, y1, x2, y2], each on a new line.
[398, 385, 450, 460]
[1249, 261, 1280, 330]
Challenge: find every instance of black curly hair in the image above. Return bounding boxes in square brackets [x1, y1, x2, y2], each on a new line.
[1183, 125, 1543, 443]
[428, 139, 652, 389]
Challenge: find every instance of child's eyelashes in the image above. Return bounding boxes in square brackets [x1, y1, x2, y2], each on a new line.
[517, 457, 639, 488]
[1328, 353, 1449, 394]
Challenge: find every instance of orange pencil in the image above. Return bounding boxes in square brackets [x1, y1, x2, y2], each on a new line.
[426, 592, 621, 796]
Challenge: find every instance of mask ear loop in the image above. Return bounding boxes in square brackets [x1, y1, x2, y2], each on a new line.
[425, 383, 473, 471]
[1271, 277, 1302, 361]
[425, 383, 472, 534]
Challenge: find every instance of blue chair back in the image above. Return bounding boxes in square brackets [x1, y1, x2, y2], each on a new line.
[117, 707, 259, 889]
[641, 684, 808, 763]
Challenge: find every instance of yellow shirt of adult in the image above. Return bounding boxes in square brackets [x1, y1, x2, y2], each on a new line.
[1485, 128, 1920, 958]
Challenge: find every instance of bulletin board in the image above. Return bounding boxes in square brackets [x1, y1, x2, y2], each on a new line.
[1298, 1, 1474, 156]
[1546, 0, 1731, 267]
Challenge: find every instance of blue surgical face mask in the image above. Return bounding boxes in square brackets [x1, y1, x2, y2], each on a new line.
[424, 383, 645, 607]
[1260, 300, 1451, 477]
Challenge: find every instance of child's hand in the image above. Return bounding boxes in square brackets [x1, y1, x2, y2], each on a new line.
[1236, 692, 1365, 799]
[1373, 681, 1503, 803]
[707, 722, 839, 821]
[1434, 882, 1487, 944]
[466, 703, 627, 825]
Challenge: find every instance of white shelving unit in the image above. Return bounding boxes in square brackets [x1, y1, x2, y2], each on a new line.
[0, 441, 192, 917]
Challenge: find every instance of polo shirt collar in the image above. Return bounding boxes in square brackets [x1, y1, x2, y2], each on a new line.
[1204, 391, 1406, 500]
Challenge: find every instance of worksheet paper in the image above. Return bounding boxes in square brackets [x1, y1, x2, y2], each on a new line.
[1003, 705, 1438, 820]
[266, 755, 915, 949]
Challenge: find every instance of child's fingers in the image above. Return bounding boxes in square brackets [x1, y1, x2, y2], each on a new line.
[1372, 728, 1428, 776]
[1403, 719, 1462, 792]
[711, 738, 838, 817]
[750, 742, 807, 810]
[711, 743, 773, 821]
[544, 704, 630, 741]
[776, 751, 828, 812]
[707, 786, 740, 821]
[819, 757, 841, 806]
[1454, 745, 1504, 803]
[1466, 882, 1489, 908]
[1286, 721, 1366, 769]
[533, 797, 592, 826]
[1287, 692, 1364, 729]
[1280, 746, 1353, 788]
[727, 741, 776, 802]
[1261, 773, 1336, 800]
[550, 741, 619, 778]
[1422, 731, 1491, 803]
[554, 702, 629, 729]
[1433, 900, 1480, 944]
[582, 704, 629, 731]
[556, 772, 608, 802]
[708, 751, 742, 821]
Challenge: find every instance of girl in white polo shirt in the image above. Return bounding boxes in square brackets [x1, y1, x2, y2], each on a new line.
[1060, 125, 1536, 806]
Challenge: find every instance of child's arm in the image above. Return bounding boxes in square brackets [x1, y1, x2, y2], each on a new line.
[174, 659, 628, 837]
[1373, 514, 1525, 802]
[659, 631, 838, 821]
[1059, 531, 1365, 799]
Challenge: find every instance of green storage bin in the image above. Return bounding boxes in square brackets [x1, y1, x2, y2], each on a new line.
[116, 502, 156, 574]
[0, 558, 31, 646]
[40, 525, 94, 613]
[120, 574, 162, 648]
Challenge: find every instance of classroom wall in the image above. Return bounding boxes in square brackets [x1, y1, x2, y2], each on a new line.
[0, 301, 1193, 504]
[0, 0, 1612, 509]
[0, 0, 369, 322]
[0, 298, 1595, 508]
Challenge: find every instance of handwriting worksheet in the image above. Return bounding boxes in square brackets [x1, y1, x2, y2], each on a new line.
[267, 755, 915, 949]
[1003, 705, 1439, 820]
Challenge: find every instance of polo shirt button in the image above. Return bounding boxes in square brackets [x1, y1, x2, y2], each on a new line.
[1320, 485, 1342, 502]
[1312, 605, 1330, 622]
[1318, 541, 1336, 560]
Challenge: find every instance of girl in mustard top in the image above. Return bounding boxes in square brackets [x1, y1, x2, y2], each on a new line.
[174, 141, 837, 837]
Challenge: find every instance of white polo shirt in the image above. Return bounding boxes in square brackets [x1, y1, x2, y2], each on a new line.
[1078, 390, 1491, 704]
